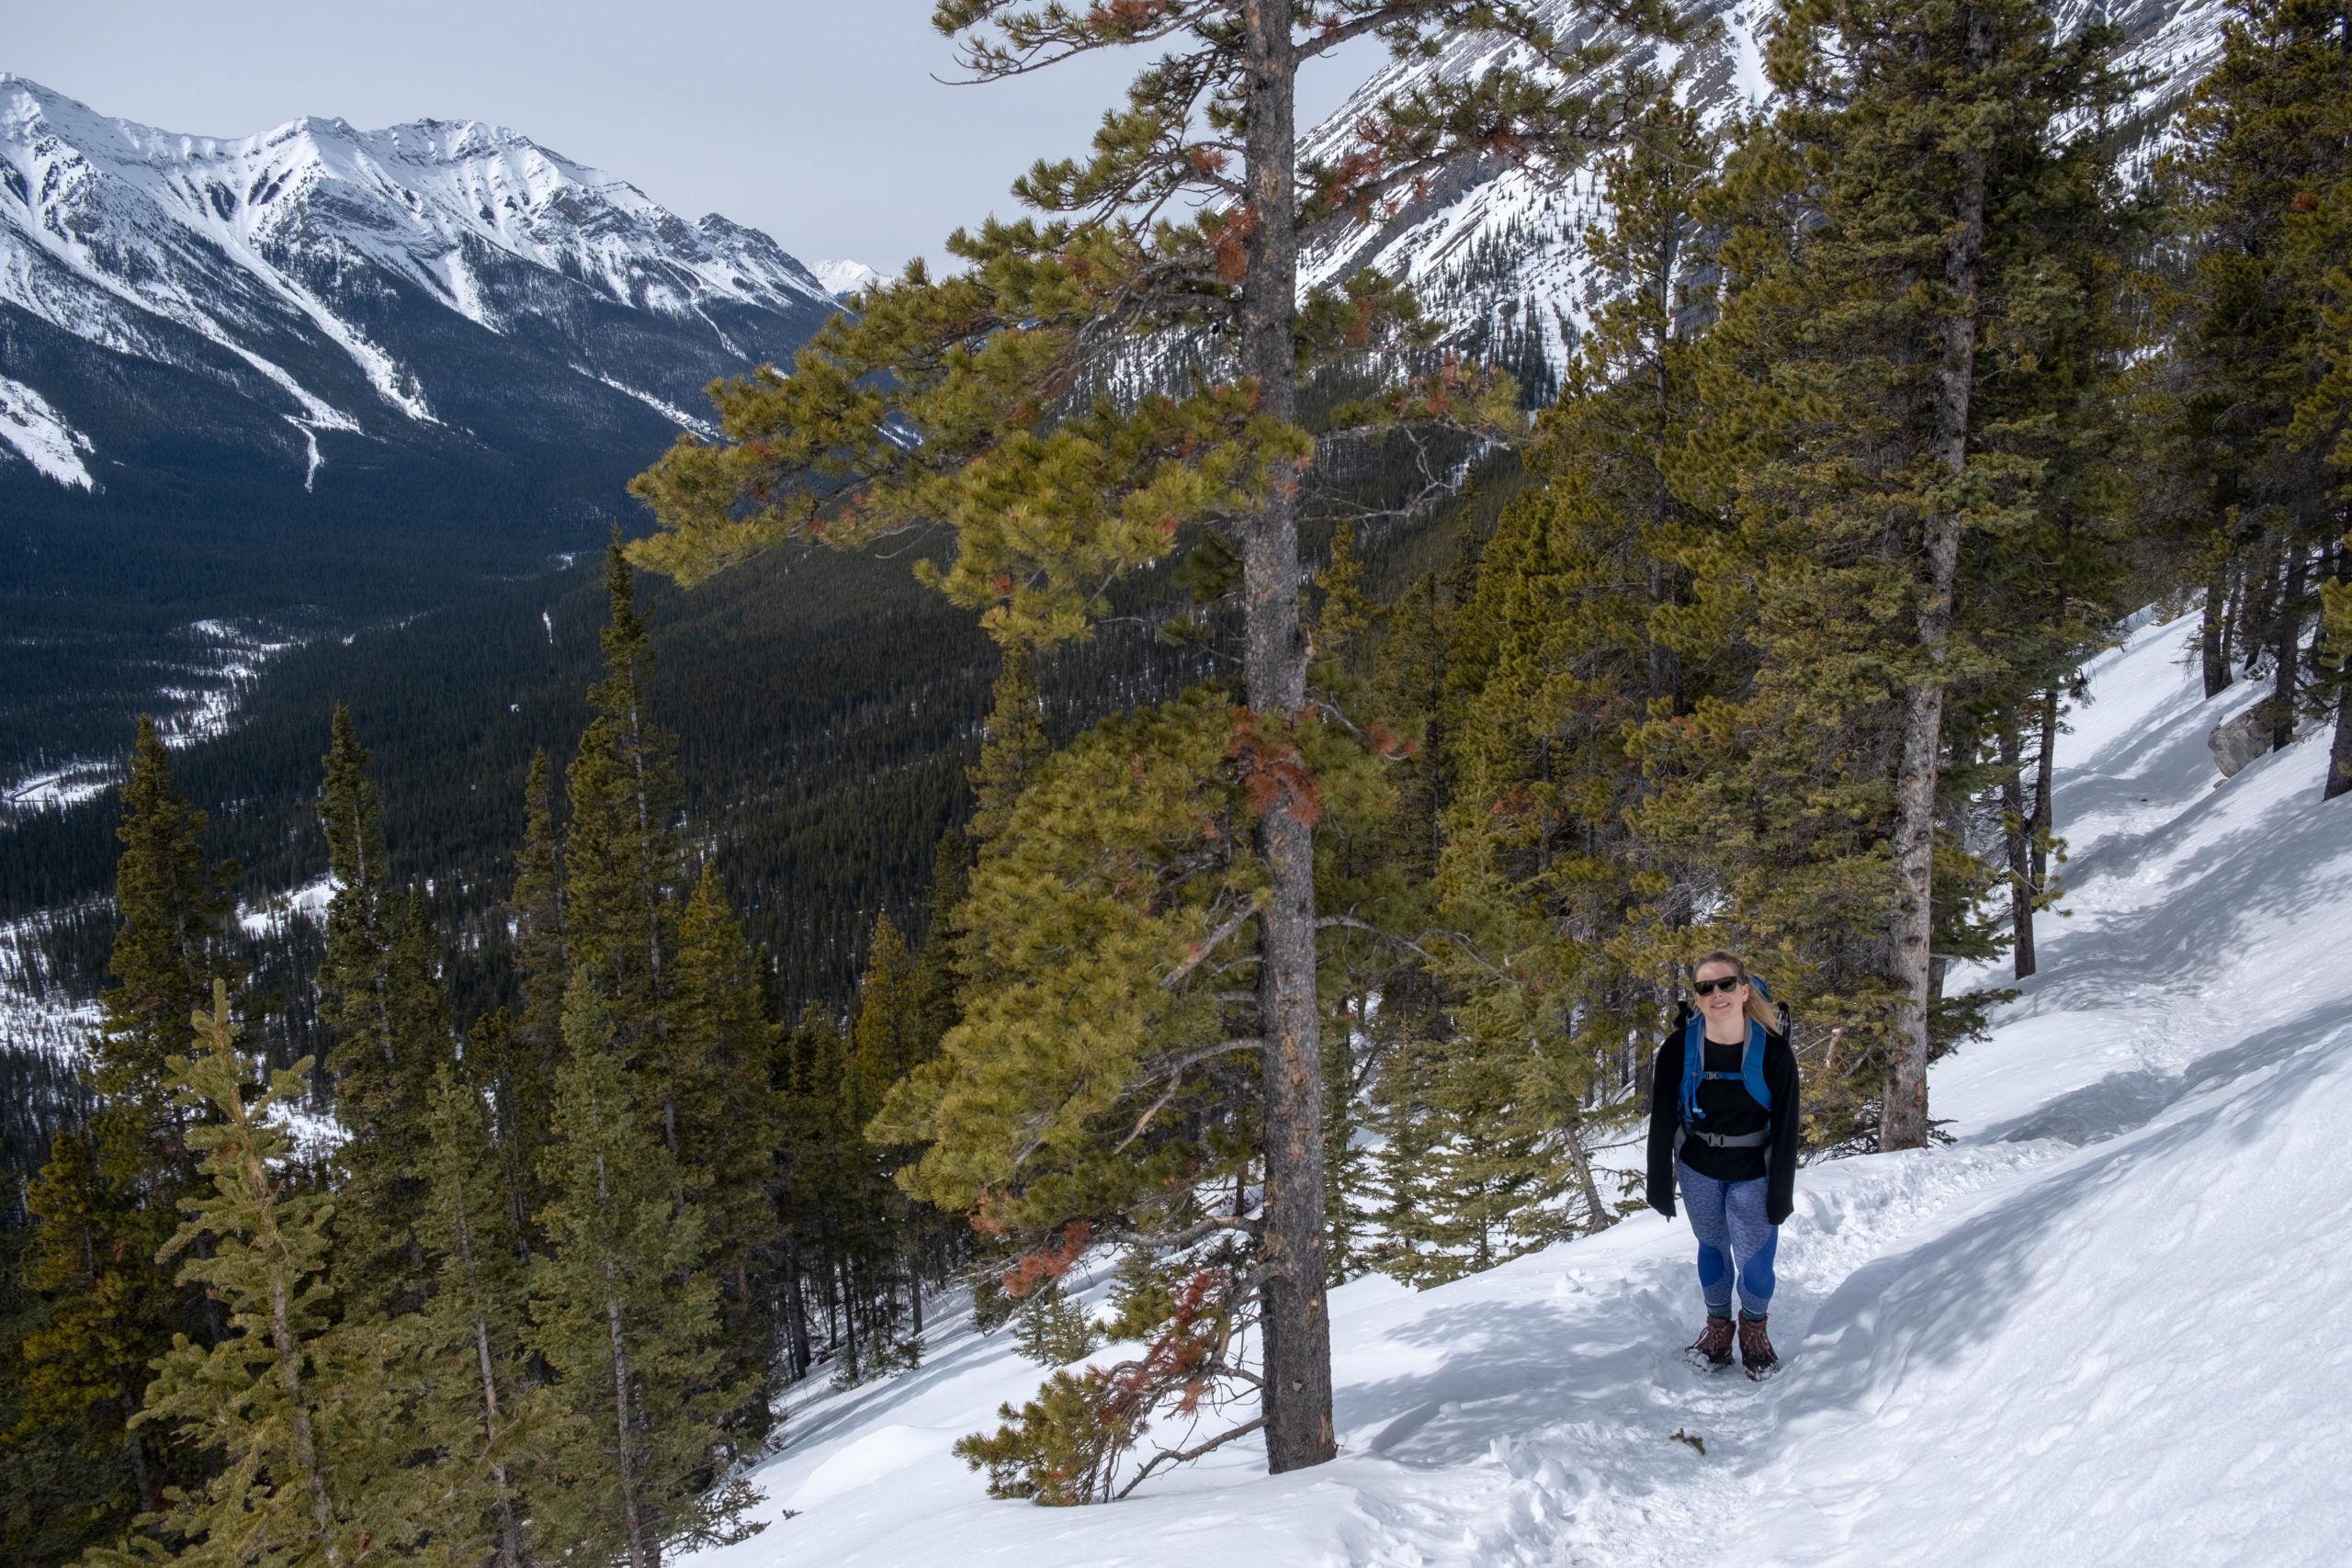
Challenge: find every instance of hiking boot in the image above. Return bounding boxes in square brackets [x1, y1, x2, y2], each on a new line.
[1685, 1314, 1735, 1367]
[1738, 1314, 1779, 1379]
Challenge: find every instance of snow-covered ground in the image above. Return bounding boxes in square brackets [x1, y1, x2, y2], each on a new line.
[688, 608, 2352, 1567]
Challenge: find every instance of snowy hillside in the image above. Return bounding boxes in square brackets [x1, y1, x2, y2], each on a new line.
[686, 607, 2352, 1567]
[0, 73, 838, 489]
[1299, 0, 2232, 377]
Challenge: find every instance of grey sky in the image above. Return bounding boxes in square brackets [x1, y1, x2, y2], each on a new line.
[10, 1, 1384, 274]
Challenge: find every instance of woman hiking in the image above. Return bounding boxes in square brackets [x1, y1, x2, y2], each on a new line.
[1645, 951, 1801, 1379]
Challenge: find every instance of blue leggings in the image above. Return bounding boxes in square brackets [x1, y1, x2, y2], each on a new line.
[1678, 1160, 1777, 1318]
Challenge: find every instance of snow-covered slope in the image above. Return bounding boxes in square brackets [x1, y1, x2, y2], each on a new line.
[0, 73, 838, 489]
[688, 608, 2352, 1566]
[1298, 0, 2233, 378]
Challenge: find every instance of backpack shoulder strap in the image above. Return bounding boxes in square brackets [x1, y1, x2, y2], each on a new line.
[1740, 1021, 1772, 1113]
[1679, 1012, 1705, 1124]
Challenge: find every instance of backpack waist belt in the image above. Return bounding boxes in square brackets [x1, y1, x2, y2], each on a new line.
[1686, 1124, 1771, 1150]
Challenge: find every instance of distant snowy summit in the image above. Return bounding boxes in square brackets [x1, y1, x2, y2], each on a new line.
[813, 259, 883, 300]
[0, 74, 841, 491]
[1296, 0, 2233, 386]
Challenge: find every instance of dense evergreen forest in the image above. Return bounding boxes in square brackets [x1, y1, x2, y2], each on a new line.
[6, 0, 2351, 1558]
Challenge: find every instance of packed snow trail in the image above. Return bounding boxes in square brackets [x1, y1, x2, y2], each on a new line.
[686, 610, 2352, 1567]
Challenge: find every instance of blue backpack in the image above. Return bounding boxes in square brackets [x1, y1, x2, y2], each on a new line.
[1676, 977, 1776, 1149]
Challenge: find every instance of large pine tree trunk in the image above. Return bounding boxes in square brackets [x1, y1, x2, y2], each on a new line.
[1997, 722, 2036, 979]
[2328, 660, 2352, 800]
[2270, 541, 2309, 752]
[1884, 13, 1992, 1153]
[2202, 547, 2235, 698]
[606, 1289, 651, 1568]
[2329, 543, 2352, 800]
[1239, 0, 1335, 1474]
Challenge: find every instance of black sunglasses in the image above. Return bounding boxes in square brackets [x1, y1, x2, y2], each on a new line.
[1691, 976, 1746, 997]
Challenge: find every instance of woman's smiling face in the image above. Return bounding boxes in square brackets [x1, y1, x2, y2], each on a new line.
[1694, 961, 1749, 1025]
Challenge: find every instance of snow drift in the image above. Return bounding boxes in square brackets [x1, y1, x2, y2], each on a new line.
[681, 607, 2352, 1567]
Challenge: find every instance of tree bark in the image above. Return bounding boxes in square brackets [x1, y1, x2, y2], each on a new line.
[2329, 544, 2352, 800]
[2270, 542, 2308, 753]
[454, 1204, 526, 1568]
[2202, 548, 2234, 698]
[1883, 11, 1991, 1153]
[839, 1254, 860, 1372]
[1997, 722, 2036, 979]
[1239, 0, 1335, 1474]
[591, 1137, 651, 1568]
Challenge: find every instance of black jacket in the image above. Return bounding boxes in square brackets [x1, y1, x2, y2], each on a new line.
[1645, 1023, 1801, 1226]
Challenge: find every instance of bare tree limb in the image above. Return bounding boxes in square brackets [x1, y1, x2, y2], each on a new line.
[1116, 1416, 1269, 1500]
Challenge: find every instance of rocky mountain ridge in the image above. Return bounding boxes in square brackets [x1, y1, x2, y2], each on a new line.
[1299, 0, 2232, 379]
[0, 73, 838, 492]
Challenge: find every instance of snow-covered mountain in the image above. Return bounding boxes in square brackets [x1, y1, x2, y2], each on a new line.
[1298, 0, 2233, 378]
[812, 259, 883, 301]
[0, 73, 840, 491]
[675, 607, 2352, 1565]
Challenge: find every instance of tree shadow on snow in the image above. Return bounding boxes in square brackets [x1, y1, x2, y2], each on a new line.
[1779, 1005, 2341, 1433]
[2002, 750, 2351, 1030]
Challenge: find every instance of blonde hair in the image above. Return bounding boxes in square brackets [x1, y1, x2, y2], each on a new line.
[1693, 949, 1781, 1034]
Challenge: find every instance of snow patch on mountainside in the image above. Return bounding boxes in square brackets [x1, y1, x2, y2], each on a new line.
[584, 369, 718, 437]
[0, 370, 95, 487]
[682, 609, 2352, 1567]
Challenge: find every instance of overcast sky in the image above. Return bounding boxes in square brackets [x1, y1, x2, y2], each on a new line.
[10, 1, 1385, 274]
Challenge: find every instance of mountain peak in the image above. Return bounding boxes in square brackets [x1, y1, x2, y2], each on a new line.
[813, 258, 883, 299]
[0, 76, 839, 490]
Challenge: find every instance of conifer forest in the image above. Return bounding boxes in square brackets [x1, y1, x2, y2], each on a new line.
[5, 0, 2352, 1562]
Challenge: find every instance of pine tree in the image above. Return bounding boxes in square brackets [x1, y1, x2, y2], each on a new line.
[13, 718, 233, 1541]
[500, 747, 569, 1244]
[1368, 1023, 1564, 1287]
[316, 710, 451, 1313]
[93, 982, 398, 1568]
[406, 1063, 538, 1568]
[11, 1124, 182, 1546]
[1428, 91, 1731, 1241]
[630, 0, 1667, 1474]
[668, 863, 786, 1428]
[772, 1005, 859, 1384]
[92, 717, 234, 1179]
[565, 540, 686, 1139]
[1010, 1279, 1099, 1368]
[967, 642, 1047, 847]
[526, 971, 756, 1568]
